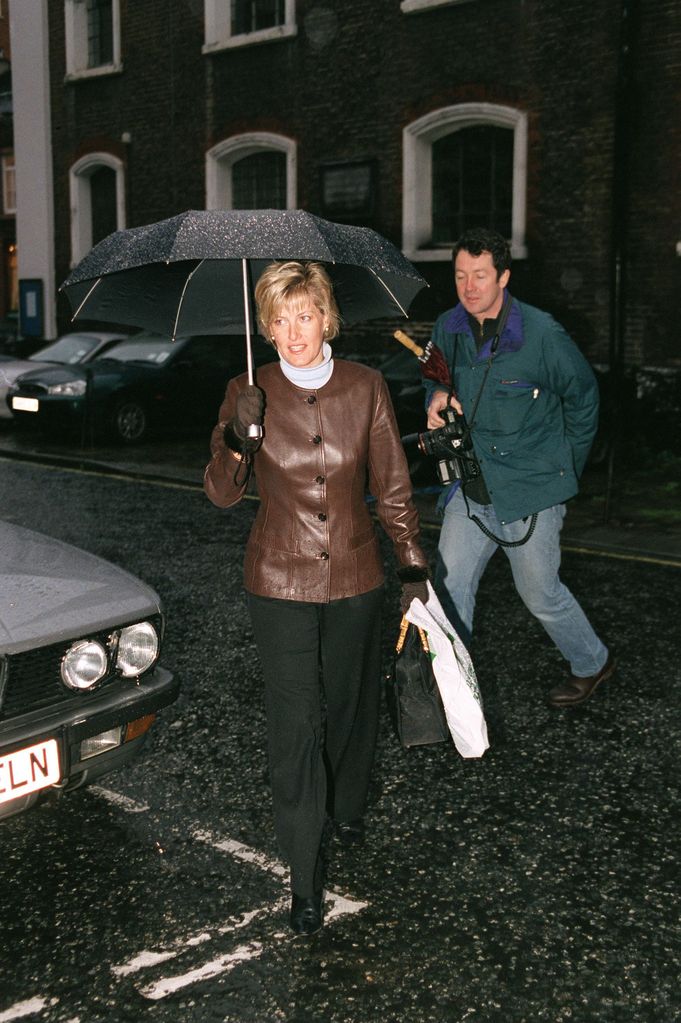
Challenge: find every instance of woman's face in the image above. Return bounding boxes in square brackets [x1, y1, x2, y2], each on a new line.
[269, 297, 328, 369]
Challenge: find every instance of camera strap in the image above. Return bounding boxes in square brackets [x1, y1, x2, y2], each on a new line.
[463, 490, 538, 548]
[455, 295, 538, 549]
[460, 291, 513, 434]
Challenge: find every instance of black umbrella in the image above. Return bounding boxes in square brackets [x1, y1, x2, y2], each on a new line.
[60, 209, 428, 392]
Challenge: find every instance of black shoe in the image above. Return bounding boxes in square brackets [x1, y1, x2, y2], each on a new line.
[548, 652, 617, 708]
[290, 892, 323, 935]
[334, 818, 365, 846]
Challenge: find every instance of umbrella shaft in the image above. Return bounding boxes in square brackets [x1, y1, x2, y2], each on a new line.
[242, 258, 255, 386]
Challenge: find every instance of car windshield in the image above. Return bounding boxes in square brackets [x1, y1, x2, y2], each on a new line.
[29, 335, 101, 365]
[100, 337, 176, 365]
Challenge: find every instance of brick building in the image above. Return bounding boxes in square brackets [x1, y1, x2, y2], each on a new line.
[9, 0, 681, 366]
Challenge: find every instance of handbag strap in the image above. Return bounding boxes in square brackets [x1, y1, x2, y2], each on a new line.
[396, 616, 429, 654]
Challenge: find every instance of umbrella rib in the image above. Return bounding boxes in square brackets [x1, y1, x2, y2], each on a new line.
[368, 267, 409, 317]
[71, 277, 103, 320]
[172, 259, 204, 340]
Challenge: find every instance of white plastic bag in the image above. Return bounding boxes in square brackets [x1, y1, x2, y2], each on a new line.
[406, 582, 489, 758]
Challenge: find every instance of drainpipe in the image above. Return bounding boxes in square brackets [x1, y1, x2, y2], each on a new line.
[604, 0, 638, 523]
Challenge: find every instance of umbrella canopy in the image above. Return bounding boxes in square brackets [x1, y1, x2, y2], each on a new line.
[61, 209, 428, 339]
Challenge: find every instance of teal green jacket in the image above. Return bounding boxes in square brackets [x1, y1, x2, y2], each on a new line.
[424, 295, 599, 524]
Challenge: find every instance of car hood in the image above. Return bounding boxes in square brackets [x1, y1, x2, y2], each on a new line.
[0, 521, 162, 655]
[13, 361, 159, 388]
[0, 359, 53, 389]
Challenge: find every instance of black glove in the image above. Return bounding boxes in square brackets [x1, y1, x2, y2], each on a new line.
[397, 565, 430, 612]
[400, 580, 429, 613]
[233, 385, 265, 441]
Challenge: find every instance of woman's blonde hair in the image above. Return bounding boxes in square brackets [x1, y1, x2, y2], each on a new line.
[254, 261, 341, 345]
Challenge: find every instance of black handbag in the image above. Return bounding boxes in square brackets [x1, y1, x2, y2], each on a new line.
[386, 617, 449, 748]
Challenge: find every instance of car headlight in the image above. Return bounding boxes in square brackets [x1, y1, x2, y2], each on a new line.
[61, 640, 109, 690]
[47, 379, 87, 396]
[116, 621, 159, 677]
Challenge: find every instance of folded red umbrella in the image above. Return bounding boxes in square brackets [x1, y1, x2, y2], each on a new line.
[393, 329, 451, 389]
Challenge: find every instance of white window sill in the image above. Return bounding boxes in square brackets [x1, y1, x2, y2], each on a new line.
[64, 63, 123, 83]
[406, 244, 528, 261]
[405, 248, 453, 262]
[401, 0, 474, 13]
[203, 24, 297, 54]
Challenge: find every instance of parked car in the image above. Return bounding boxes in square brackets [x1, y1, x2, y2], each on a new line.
[0, 331, 126, 421]
[0, 519, 178, 820]
[379, 347, 440, 487]
[8, 332, 277, 443]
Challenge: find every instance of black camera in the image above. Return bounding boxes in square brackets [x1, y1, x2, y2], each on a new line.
[418, 407, 482, 487]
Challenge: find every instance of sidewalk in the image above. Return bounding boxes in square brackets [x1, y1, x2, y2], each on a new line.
[1, 427, 680, 567]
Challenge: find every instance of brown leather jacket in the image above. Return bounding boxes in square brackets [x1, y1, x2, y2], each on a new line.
[204, 359, 429, 602]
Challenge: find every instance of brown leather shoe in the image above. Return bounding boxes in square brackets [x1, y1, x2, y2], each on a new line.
[548, 653, 617, 708]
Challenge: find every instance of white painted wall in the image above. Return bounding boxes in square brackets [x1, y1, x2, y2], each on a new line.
[9, 0, 56, 338]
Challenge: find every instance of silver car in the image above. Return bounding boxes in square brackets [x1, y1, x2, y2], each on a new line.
[0, 331, 126, 420]
[0, 520, 178, 819]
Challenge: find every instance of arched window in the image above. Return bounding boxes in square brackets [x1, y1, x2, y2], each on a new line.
[206, 134, 296, 210]
[70, 153, 125, 265]
[403, 103, 527, 260]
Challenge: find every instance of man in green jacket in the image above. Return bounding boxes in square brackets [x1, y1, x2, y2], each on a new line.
[424, 228, 615, 707]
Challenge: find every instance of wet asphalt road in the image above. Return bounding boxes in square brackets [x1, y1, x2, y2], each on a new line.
[0, 458, 680, 1023]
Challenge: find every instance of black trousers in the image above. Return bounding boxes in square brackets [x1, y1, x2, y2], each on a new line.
[247, 586, 383, 897]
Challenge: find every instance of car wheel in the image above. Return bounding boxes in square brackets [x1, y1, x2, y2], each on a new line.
[112, 398, 148, 443]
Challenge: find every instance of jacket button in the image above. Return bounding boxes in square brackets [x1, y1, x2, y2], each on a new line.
[312, 434, 322, 444]
[315, 475, 325, 484]
[320, 551, 329, 560]
[307, 395, 316, 404]
[318, 513, 327, 521]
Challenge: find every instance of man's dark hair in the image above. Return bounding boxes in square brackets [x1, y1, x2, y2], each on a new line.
[452, 228, 511, 278]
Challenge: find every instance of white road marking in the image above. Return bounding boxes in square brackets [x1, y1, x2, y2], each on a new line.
[93, 790, 369, 1000]
[139, 942, 262, 1001]
[324, 891, 368, 921]
[90, 786, 149, 813]
[112, 900, 287, 976]
[133, 889, 368, 1000]
[0, 998, 56, 1022]
[193, 830, 287, 877]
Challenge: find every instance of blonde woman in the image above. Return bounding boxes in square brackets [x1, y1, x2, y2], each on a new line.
[204, 261, 428, 935]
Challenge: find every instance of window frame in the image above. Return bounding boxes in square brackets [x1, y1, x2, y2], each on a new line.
[203, 0, 296, 53]
[205, 133, 296, 210]
[64, 0, 122, 81]
[402, 103, 527, 261]
[69, 153, 125, 266]
[2, 153, 15, 215]
[401, 0, 475, 11]
[320, 160, 377, 225]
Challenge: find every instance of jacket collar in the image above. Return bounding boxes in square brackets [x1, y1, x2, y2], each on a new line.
[444, 293, 525, 357]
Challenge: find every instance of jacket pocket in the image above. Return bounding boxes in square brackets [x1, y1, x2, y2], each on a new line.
[348, 525, 377, 551]
[488, 381, 540, 435]
[250, 527, 299, 555]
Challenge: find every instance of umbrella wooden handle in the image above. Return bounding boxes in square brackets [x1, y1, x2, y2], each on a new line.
[393, 329, 424, 358]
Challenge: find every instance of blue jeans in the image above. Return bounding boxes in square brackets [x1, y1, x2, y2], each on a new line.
[435, 490, 608, 677]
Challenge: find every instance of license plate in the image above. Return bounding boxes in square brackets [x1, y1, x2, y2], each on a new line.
[0, 739, 60, 804]
[11, 396, 39, 413]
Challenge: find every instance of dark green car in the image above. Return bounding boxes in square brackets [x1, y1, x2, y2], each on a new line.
[8, 332, 276, 443]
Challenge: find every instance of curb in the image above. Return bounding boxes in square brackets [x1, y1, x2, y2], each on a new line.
[2, 445, 680, 569]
